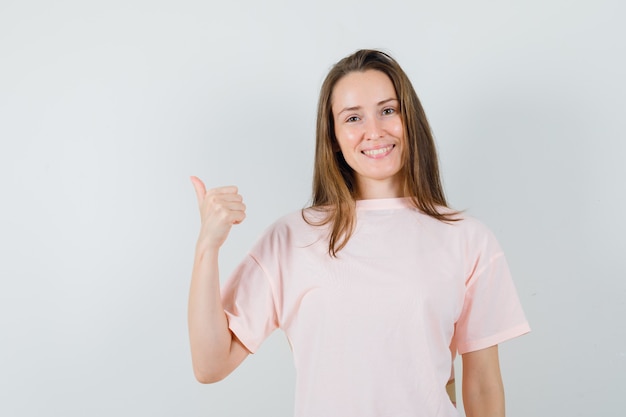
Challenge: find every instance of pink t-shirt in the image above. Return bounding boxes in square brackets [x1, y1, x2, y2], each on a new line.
[222, 197, 530, 417]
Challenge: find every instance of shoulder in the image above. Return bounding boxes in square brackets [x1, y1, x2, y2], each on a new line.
[421, 206, 493, 235]
[452, 212, 494, 236]
[266, 207, 323, 232]
[421, 208, 503, 253]
[451, 213, 507, 263]
[430, 205, 490, 231]
[251, 207, 328, 249]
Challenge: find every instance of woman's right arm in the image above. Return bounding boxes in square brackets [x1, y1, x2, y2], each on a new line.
[188, 176, 250, 383]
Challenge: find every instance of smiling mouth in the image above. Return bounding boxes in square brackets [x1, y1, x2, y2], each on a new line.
[362, 144, 395, 157]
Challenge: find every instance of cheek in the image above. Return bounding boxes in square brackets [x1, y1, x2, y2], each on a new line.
[391, 119, 404, 137]
[335, 126, 361, 148]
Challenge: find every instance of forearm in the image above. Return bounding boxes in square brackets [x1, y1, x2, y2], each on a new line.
[187, 246, 233, 382]
[187, 178, 248, 382]
[462, 345, 505, 417]
[462, 375, 504, 417]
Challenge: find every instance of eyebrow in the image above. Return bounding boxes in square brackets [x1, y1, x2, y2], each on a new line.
[336, 98, 398, 116]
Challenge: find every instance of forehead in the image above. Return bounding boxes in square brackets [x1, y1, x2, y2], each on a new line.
[331, 70, 397, 111]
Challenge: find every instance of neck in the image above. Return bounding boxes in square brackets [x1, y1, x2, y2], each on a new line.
[355, 179, 405, 200]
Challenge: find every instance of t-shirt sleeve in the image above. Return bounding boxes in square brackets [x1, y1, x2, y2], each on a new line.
[221, 254, 279, 354]
[454, 228, 531, 354]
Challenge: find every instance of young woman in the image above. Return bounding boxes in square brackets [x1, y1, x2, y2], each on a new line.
[188, 49, 530, 417]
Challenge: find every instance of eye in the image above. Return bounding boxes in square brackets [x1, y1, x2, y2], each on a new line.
[346, 115, 360, 123]
[382, 107, 396, 116]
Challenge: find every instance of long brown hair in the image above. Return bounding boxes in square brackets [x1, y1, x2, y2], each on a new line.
[305, 49, 459, 256]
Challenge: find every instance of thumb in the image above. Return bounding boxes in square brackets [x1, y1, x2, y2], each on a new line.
[190, 176, 207, 205]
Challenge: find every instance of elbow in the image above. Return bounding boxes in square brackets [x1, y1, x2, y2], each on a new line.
[194, 374, 221, 384]
[190, 336, 245, 384]
[193, 366, 228, 384]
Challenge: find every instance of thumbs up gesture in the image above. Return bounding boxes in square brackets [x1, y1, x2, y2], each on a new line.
[190, 176, 246, 252]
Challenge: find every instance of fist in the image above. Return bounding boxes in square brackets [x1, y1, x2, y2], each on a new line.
[190, 176, 246, 250]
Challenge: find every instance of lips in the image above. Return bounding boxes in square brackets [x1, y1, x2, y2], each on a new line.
[362, 144, 395, 157]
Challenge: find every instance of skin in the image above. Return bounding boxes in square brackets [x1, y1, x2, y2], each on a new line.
[331, 69, 405, 199]
[462, 345, 506, 417]
[188, 71, 506, 415]
[188, 177, 249, 383]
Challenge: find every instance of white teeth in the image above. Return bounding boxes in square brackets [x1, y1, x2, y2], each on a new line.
[363, 145, 393, 156]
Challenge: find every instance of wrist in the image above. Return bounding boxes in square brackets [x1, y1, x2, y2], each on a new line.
[195, 239, 221, 260]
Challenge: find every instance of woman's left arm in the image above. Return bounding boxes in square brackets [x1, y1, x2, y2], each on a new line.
[462, 345, 505, 417]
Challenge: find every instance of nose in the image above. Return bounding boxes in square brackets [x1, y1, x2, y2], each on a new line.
[365, 117, 383, 140]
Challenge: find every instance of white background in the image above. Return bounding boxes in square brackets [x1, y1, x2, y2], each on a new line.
[1, 0, 624, 416]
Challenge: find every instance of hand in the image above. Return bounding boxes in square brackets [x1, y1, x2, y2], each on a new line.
[190, 176, 246, 251]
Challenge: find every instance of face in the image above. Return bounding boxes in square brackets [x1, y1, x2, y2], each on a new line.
[331, 70, 405, 199]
